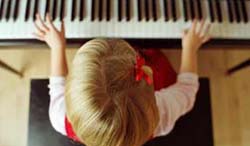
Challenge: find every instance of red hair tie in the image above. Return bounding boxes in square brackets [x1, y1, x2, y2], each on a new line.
[135, 55, 153, 85]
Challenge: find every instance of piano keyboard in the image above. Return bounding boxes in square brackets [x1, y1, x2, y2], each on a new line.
[0, 0, 250, 40]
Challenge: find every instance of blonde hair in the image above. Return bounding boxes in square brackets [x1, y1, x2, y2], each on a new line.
[65, 39, 159, 146]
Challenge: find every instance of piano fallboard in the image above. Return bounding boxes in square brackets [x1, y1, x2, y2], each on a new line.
[1, 39, 250, 49]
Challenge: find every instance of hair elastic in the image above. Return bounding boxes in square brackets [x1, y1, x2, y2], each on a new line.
[135, 55, 153, 85]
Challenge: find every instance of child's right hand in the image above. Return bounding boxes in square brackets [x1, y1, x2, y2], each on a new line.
[33, 13, 66, 50]
[182, 20, 211, 52]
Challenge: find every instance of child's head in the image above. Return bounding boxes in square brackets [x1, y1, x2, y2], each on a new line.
[65, 39, 159, 146]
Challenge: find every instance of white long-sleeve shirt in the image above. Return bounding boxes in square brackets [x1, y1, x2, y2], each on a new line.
[48, 72, 199, 137]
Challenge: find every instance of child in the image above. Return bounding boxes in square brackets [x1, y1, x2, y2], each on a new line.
[33, 14, 211, 146]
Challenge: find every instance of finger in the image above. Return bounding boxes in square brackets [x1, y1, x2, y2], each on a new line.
[191, 19, 198, 32]
[61, 20, 65, 36]
[202, 35, 211, 43]
[46, 13, 56, 29]
[204, 23, 211, 33]
[201, 23, 211, 37]
[34, 20, 46, 35]
[32, 32, 45, 41]
[36, 14, 49, 32]
[182, 28, 188, 37]
[34, 29, 45, 36]
[197, 20, 205, 35]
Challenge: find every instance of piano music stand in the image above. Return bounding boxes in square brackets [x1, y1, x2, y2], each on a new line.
[0, 59, 23, 77]
[227, 59, 250, 75]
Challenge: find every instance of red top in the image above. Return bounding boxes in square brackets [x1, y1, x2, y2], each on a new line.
[65, 49, 177, 143]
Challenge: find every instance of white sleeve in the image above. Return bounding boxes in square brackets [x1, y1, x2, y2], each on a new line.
[48, 76, 67, 135]
[154, 72, 199, 137]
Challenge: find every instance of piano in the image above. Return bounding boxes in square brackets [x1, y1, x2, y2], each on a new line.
[0, 0, 250, 47]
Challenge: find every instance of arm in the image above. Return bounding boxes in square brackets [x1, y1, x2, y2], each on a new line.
[33, 13, 68, 76]
[154, 73, 199, 136]
[48, 76, 67, 135]
[181, 20, 211, 73]
[33, 13, 67, 135]
[154, 20, 211, 137]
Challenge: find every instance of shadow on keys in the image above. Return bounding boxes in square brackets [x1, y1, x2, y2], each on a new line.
[28, 78, 213, 146]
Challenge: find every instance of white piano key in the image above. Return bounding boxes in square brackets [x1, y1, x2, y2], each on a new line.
[1, 0, 11, 38]
[38, 0, 45, 18]
[246, 0, 250, 22]
[156, 0, 162, 20]
[84, 0, 90, 21]
[17, 0, 26, 21]
[1, 0, 6, 19]
[11, 0, 23, 37]
[97, 1, 106, 37]
[65, 0, 74, 38]
[204, 0, 211, 22]
[74, 0, 80, 20]
[53, 0, 60, 21]
[78, 0, 90, 38]
[90, 0, 101, 38]
[112, 0, 119, 37]
[0, 0, 2, 22]
[129, 0, 139, 37]
[23, 0, 34, 38]
[3, 0, 8, 20]
[173, 0, 180, 21]
[107, 0, 116, 38]
[30, 0, 35, 20]
[9, 0, 15, 20]
[218, 0, 228, 38]
[178, 0, 186, 23]
[62, 0, 68, 20]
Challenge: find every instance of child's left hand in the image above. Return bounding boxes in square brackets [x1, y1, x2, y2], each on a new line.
[33, 13, 66, 50]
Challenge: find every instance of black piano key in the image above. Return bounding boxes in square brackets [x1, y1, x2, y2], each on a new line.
[91, 0, 95, 21]
[190, 0, 195, 20]
[60, 0, 65, 21]
[196, 0, 202, 20]
[5, 0, 12, 21]
[144, 0, 149, 21]
[45, 0, 50, 20]
[106, 0, 110, 21]
[137, 0, 142, 21]
[79, 0, 84, 21]
[215, 0, 222, 22]
[240, 0, 248, 23]
[171, 0, 177, 21]
[98, 0, 102, 21]
[183, 0, 188, 21]
[25, 0, 31, 21]
[152, 0, 157, 21]
[208, 0, 215, 22]
[52, 0, 57, 20]
[118, 0, 122, 21]
[233, 0, 241, 22]
[163, 0, 168, 21]
[0, 0, 4, 20]
[71, 0, 76, 21]
[33, 0, 39, 21]
[126, 0, 130, 21]
[226, 0, 233, 22]
[13, 0, 19, 21]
